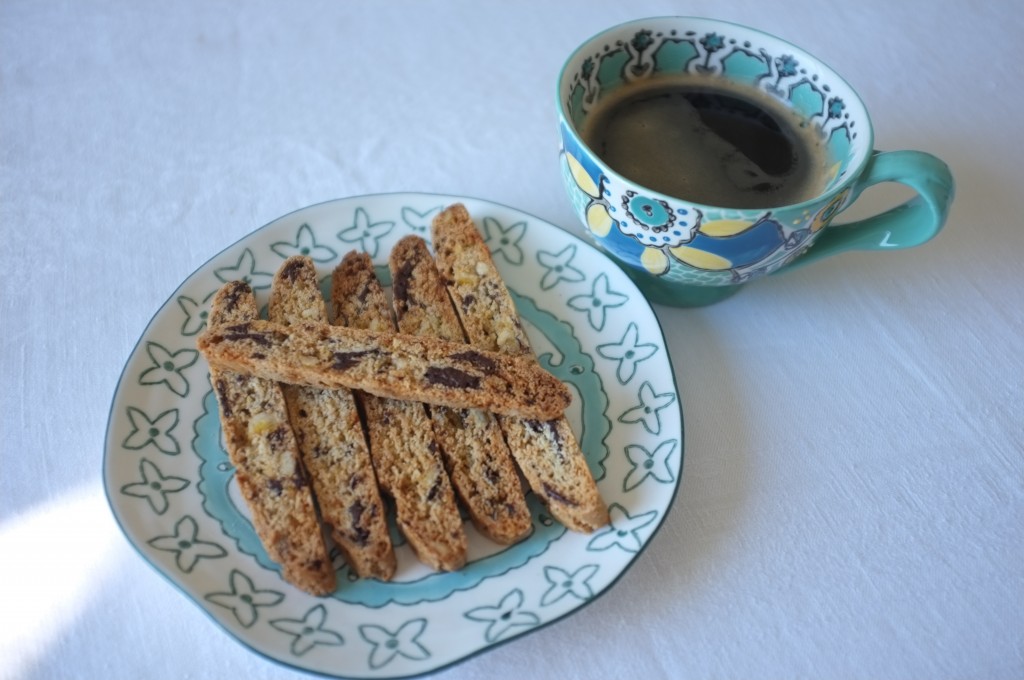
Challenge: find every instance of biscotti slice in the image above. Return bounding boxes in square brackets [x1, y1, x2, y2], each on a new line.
[205, 280, 336, 595]
[268, 257, 396, 580]
[389, 236, 532, 545]
[196, 319, 570, 420]
[331, 251, 467, 572]
[431, 203, 610, 533]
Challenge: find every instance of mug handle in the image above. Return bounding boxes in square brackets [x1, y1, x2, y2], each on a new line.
[789, 150, 955, 269]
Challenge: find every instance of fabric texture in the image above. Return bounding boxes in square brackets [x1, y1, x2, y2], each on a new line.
[1, 1, 1021, 679]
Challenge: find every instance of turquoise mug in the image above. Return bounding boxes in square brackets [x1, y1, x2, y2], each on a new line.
[557, 17, 954, 306]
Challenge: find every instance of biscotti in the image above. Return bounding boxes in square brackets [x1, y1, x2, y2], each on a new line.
[331, 251, 468, 572]
[268, 257, 396, 581]
[196, 319, 571, 420]
[206, 280, 336, 595]
[389, 236, 532, 545]
[431, 203, 610, 533]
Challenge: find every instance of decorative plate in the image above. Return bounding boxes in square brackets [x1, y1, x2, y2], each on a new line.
[104, 193, 683, 679]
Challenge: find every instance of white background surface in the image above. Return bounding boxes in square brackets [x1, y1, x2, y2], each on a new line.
[1, 1, 1021, 679]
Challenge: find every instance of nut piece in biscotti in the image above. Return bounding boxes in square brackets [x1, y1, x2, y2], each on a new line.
[196, 319, 570, 421]
[331, 251, 467, 572]
[204, 280, 336, 595]
[268, 257, 396, 581]
[389, 235, 532, 545]
[431, 203, 610, 533]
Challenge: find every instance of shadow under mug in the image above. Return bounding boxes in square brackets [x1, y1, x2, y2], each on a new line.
[557, 17, 954, 307]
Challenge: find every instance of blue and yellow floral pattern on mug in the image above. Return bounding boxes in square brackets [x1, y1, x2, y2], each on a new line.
[557, 17, 954, 306]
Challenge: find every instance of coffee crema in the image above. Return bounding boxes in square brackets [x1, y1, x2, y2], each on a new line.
[580, 78, 828, 209]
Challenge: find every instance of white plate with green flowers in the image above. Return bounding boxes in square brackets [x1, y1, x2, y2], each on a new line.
[104, 193, 683, 678]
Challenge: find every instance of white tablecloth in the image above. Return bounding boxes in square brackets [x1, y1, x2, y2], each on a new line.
[2, 1, 1021, 678]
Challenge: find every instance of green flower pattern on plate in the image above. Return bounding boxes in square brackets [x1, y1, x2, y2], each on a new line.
[540, 564, 600, 606]
[481, 216, 527, 265]
[568, 273, 629, 331]
[105, 195, 683, 680]
[537, 244, 586, 290]
[270, 604, 344, 656]
[215, 248, 274, 290]
[271, 223, 338, 262]
[205, 569, 285, 628]
[597, 322, 659, 384]
[122, 406, 181, 454]
[619, 381, 678, 435]
[465, 589, 540, 643]
[147, 515, 227, 572]
[137, 342, 199, 397]
[587, 504, 659, 554]
[176, 294, 210, 336]
[359, 619, 430, 669]
[337, 207, 395, 257]
[401, 206, 442, 237]
[120, 458, 189, 514]
[623, 440, 679, 491]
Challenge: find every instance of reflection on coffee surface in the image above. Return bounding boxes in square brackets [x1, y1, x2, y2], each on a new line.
[581, 78, 828, 208]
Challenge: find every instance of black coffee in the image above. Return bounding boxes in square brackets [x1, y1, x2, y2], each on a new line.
[581, 79, 827, 208]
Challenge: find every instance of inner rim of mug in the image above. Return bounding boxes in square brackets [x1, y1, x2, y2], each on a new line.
[557, 16, 874, 213]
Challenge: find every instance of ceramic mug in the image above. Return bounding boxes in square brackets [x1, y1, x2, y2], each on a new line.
[557, 17, 954, 306]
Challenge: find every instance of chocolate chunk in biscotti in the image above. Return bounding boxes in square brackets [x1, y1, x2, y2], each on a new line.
[195, 318, 571, 420]
[268, 256, 396, 580]
[331, 251, 467, 572]
[389, 236, 532, 545]
[205, 280, 336, 595]
[431, 203, 609, 533]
